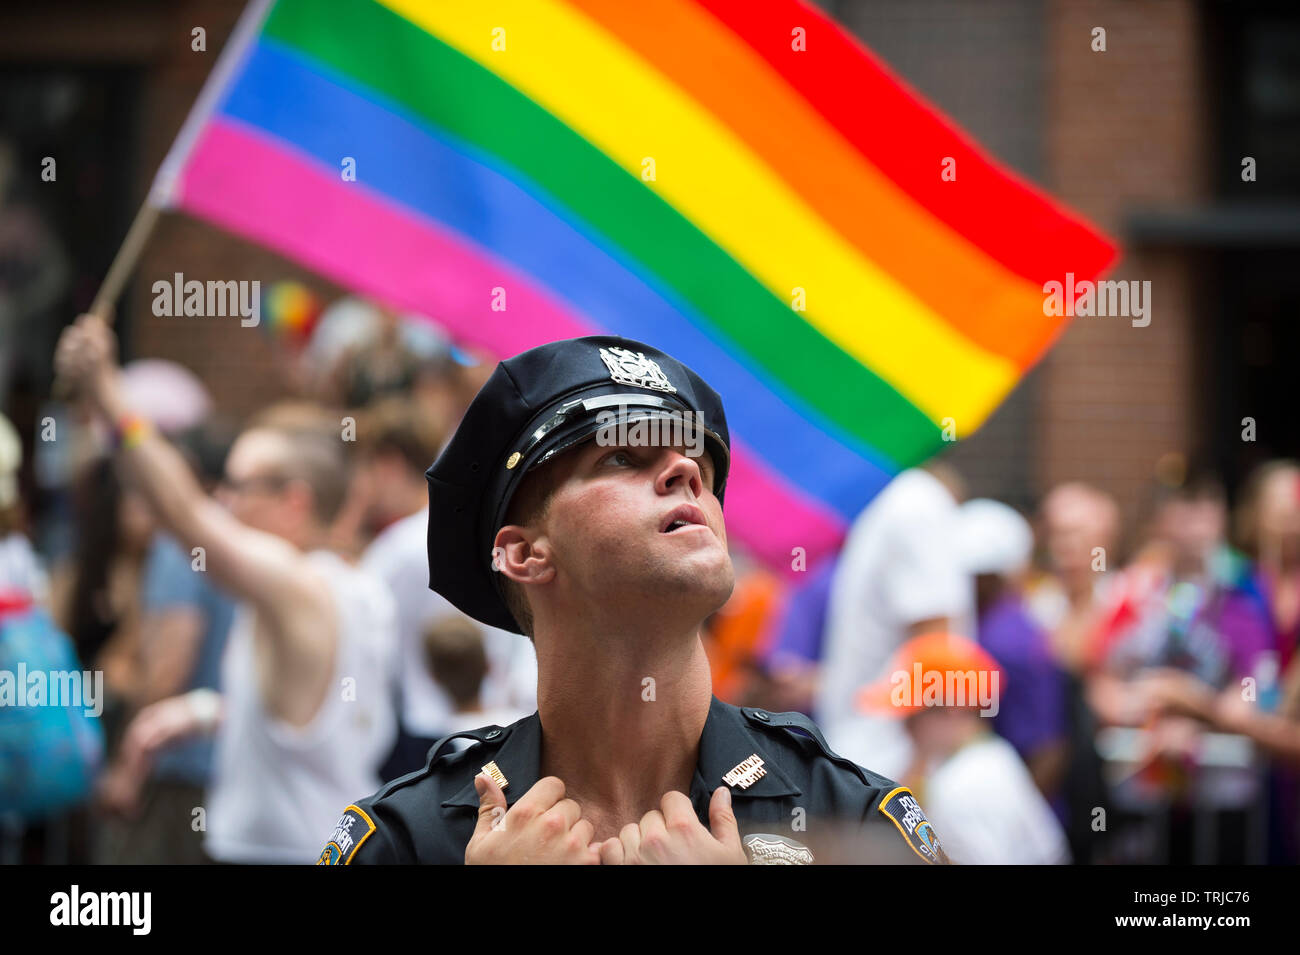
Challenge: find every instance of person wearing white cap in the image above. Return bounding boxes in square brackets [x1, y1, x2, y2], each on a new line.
[815, 466, 975, 780]
[956, 498, 1070, 815]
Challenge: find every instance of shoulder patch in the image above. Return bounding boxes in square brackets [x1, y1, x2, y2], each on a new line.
[877, 787, 950, 865]
[317, 805, 377, 865]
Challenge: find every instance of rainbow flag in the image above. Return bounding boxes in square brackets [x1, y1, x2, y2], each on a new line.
[152, 0, 1115, 572]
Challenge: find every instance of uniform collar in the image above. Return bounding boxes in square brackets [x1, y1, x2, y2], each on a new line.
[442, 696, 800, 810]
[442, 711, 544, 810]
[693, 695, 801, 800]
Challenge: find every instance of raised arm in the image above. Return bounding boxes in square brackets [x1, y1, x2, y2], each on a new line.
[54, 314, 335, 723]
[55, 314, 325, 620]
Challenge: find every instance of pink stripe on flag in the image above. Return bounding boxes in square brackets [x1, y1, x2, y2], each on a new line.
[177, 118, 590, 356]
[175, 117, 845, 571]
[724, 450, 845, 576]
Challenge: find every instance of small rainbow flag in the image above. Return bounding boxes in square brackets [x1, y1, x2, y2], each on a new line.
[152, 0, 1115, 572]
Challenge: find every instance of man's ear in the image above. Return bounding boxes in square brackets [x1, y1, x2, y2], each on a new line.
[493, 525, 556, 586]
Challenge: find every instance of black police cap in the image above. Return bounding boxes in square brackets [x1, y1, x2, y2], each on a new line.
[425, 336, 730, 634]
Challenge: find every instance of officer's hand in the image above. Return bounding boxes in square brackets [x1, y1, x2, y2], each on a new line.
[600, 787, 746, 865]
[465, 773, 600, 865]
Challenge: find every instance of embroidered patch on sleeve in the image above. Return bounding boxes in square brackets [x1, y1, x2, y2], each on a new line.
[317, 805, 376, 865]
[878, 786, 951, 865]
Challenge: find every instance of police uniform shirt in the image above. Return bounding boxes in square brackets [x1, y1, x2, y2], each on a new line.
[319, 337, 948, 866]
[319, 696, 949, 865]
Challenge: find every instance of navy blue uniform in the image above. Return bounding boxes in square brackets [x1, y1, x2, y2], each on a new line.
[318, 336, 949, 865]
[320, 696, 947, 865]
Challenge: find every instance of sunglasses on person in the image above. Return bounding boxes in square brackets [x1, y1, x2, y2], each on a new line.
[219, 473, 292, 496]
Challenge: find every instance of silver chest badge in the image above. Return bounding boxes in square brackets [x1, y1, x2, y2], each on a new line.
[743, 833, 815, 865]
[599, 346, 677, 394]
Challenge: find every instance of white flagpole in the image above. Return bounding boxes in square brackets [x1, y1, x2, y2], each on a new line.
[90, 0, 275, 322]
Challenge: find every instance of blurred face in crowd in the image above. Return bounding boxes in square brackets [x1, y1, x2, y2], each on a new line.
[355, 448, 413, 531]
[217, 428, 314, 541]
[1042, 484, 1117, 579]
[1156, 494, 1226, 572]
[1257, 466, 1300, 564]
[905, 706, 981, 762]
[412, 357, 492, 442]
[503, 436, 734, 634]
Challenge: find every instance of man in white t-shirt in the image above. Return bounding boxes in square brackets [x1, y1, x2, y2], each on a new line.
[56, 314, 398, 862]
[857, 631, 1070, 865]
[815, 466, 975, 779]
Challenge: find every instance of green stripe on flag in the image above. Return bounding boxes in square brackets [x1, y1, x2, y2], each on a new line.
[263, 0, 942, 465]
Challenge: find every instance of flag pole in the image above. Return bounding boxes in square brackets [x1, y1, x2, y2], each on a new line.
[58, 0, 272, 396]
[83, 0, 274, 322]
[89, 197, 163, 322]
[51, 195, 162, 397]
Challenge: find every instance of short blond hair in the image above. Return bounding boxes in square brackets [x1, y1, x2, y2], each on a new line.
[244, 402, 351, 524]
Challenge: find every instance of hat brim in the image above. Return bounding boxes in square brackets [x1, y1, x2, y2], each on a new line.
[491, 391, 730, 536]
[482, 391, 729, 632]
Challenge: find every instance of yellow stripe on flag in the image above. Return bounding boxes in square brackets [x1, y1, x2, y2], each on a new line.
[381, 0, 1019, 427]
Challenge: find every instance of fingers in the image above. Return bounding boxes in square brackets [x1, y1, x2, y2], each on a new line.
[513, 775, 567, 818]
[637, 807, 668, 862]
[54, 313, 115, 382]
[468, 774, 601, 864]
[544, 796, 583, 831]
[659, 790, 697, 831]
[571, 817, 595, 850]
[708, 786, 740, 845]
[468, 776, 739, 864]
[74, 311, 110, 339]
[534, 797, 590, 859]
[472, 772, 509, 837]
[619, 822, 643, 863]
[598, 836, 624, 866]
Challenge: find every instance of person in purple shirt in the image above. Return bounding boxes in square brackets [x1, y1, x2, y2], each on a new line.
[979, 593, 1068, 768]
[956, 500, 1070, 815]
[755, 555, 838, 716]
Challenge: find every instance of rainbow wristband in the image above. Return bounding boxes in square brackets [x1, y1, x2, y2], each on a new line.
[114, 413, 154, 451]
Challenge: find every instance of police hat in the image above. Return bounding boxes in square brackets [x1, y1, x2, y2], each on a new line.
[425, 336, 730, 634]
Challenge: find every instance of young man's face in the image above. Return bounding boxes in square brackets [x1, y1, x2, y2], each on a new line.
[531, 434, 735, 624]
[217, 429, 302, 538]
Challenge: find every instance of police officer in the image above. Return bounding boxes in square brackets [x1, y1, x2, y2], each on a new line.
[319, 336, 948, 865]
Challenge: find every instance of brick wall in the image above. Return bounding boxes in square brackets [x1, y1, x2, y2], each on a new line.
[835, 0, 1047, 514]
[1043, 0, 1207, 541]
[838, 0, 1209, 534]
